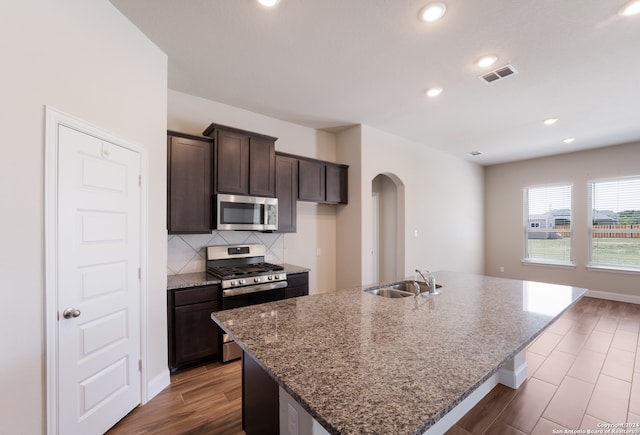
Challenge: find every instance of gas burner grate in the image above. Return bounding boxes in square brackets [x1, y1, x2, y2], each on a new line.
[207, 262, 284, 279]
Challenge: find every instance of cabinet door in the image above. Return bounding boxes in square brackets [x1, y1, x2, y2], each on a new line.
[167, 135, 213, 233]
[217, 129, 249, 195]
[326, 163, 348, 204]
[249, 137, 276, 197]
[275, 154, 298, 233]
[173, 300, 220, 368]
[285, 272, 309, 298]
[298, 159, 325, 202]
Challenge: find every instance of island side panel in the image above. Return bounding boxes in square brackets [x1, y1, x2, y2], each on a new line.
[243, 351, 279, 435]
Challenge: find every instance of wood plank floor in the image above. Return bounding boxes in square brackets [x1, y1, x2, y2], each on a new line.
[108, 296, 640, 434]
[107, 360, 244, 435]
[448, 296, 640, 435]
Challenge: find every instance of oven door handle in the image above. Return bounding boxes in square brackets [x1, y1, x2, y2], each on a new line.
[222, 281, 288, 298]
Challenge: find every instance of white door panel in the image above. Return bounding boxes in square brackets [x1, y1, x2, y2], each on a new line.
[57, 125, 141, 435]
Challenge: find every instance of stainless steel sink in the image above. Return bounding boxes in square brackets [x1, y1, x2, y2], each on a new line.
[364, 280, 443, 298]
[389, 280, 442, 294]
[365, 288, 414, 298]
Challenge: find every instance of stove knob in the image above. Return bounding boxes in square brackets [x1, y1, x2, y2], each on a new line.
[267, 275, 273, 281]
[254, 277, 260, 283]
[274, 274, 280, 280]
[239, 279, 246, 285]
[230, 280, 237, 287]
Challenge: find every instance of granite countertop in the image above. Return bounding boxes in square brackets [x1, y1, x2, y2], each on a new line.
[211, 271, 587, 435]
[167, 263, 310, 290]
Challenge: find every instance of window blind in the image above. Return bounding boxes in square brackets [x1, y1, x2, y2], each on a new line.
[524, 184, 572, 264]
[589, 177, 640, 269]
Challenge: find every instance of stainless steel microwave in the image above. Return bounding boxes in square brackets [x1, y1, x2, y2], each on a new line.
[216, 194, 278, 231]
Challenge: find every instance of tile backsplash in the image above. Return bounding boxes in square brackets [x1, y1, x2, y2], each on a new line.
[168, 231, 285, 275]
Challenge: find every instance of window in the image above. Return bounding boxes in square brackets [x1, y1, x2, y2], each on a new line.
[589, 176, 640, 270]
[524, 184, 572, 264]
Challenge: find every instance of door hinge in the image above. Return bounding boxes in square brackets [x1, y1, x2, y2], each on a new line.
[138, 174, 142, 187]
[138, 267, 141, 280]
[138, 360, 142, 371]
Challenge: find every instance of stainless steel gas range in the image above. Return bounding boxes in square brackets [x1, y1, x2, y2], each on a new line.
[206, 244, 288, 361]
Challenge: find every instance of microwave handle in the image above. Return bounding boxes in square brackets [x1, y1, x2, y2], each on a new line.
[264, 203, 271, 226]
[265, 202, 277, 228]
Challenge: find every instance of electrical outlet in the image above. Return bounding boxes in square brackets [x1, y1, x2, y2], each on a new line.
[287, 403, 298, 435]
[499, 266, 505, 273]
[316, 248, 321, 257]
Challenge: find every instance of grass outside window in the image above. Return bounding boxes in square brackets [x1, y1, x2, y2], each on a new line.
[591, 237, 640, 268]
[526, 239, 572, 263]
[527, 238, 640, 268]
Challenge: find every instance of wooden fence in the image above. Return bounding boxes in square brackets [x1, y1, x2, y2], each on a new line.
[555, 225, 640, 238]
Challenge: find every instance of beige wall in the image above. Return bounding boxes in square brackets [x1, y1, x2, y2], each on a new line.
[167, 90, 340, 293]
[484, 142, 640, 297]
[0, 1, 168, 433]
[336, 125, 485, 288]
[335, 126, 363, 289]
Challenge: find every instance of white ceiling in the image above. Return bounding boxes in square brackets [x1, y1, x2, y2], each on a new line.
[110, 0, 640, 165]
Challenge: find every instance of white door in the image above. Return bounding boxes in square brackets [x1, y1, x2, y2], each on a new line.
[57, 125, 141, 434]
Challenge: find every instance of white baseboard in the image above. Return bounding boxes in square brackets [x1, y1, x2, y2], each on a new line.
[146, 368, 171, 403]
[586, 290, 640, 305]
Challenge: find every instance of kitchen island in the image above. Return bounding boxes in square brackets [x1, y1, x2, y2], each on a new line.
[211, 271, 587, 435]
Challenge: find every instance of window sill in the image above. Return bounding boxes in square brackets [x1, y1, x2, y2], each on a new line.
[522, 259, 576, 270]
[586, 264, 640, 275]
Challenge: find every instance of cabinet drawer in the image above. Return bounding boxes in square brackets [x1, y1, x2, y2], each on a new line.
[287, 272, 308, 288]
[174, 285, 219, 306]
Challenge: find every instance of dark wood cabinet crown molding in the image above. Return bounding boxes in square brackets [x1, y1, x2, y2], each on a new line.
[202, 123, 277, 143]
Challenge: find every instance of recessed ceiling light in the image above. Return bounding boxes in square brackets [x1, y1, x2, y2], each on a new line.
[563, 137, 575, 144]
[543, 118, 559, 125]
[477, 55, 498, 69]
[258, 0, 280, 7]
[620, 0, 640, 16]
[425, 87, 443, 97]
[418, 2, 447, 22]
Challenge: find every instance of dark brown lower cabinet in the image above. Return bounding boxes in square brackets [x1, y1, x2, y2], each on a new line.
[168, 285, 221, 371]
[243, 351, 279, 435]
[285, 271, 309, 298]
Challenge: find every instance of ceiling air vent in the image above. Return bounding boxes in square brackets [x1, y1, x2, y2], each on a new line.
[479, 65, 518, 84]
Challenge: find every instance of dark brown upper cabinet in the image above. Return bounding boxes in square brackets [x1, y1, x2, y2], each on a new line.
[298, 158, 325, 202]
[325, 162, 349, 204]
[298, 157, 349, 204]
[203, 123, 276, 197]
[215, 129, 249, 195]
[167, 132, 213, 234]
[275, 153, 298, 233]
[249, 136, 276, 197]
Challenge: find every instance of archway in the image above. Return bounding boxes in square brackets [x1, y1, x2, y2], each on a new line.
[371, 173, 405, 283]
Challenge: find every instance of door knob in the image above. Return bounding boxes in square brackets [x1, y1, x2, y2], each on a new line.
[62, 307, 81, 319]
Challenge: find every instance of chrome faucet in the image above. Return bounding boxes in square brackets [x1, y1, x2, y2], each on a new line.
[415, 269, 437, 294]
